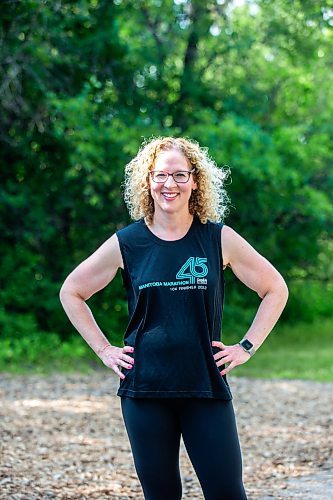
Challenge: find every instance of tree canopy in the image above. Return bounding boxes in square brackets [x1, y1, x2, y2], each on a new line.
[1, 0, 332, 344]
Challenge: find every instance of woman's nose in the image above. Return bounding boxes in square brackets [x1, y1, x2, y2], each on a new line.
[164, 174, 177, 188]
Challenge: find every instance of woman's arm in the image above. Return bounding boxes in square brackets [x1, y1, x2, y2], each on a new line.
[59, 233, 134, 379]
[212, 225, 289, 375]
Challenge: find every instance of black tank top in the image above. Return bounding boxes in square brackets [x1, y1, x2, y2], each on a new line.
[115, 215, 232, 400]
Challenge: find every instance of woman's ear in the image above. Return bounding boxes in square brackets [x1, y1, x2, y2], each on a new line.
[191, 165, 198, 191]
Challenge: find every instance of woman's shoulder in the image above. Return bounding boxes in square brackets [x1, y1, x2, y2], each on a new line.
[221, 224, 259, 269]
[199, 218, 225, 235]
[116, 218, 144, 237]
[220, 224, 241, 247]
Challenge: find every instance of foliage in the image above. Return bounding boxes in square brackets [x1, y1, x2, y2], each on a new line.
[1, 0, 332, 350]
[225, 317, 333, 382]
[1, 316, 332, 382]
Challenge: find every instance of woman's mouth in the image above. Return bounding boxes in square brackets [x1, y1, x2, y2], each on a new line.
[162, 193, 179, 201]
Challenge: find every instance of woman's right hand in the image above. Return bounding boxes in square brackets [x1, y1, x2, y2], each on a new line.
[99, 345, 135, 380]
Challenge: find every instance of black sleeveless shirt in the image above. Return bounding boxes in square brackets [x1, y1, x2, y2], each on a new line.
[115, 215, 232, 400]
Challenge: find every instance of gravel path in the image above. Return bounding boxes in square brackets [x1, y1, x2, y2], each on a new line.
[1, 372, 332, 499]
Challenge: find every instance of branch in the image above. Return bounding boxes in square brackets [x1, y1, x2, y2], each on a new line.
[173, 0, 206, 112]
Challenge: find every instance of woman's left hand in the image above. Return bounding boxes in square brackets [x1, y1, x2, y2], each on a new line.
[211, 341, 251, 376]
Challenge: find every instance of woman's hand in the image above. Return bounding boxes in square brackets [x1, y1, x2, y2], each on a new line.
[212, 341, 250, 376]
[99, 345, 135, 380]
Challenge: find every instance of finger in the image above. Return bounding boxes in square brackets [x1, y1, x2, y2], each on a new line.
[117, 358, 134, 369]
[220, 361, 236, 376]
[216, 355, 233, 367]
[113, 365, 126, 379]
[122, 346, 135, 363]
[123, 354, 135, 364]
[213, 349, 231, 361]
[123, 347, 135, 359]
[123, 345, 135, 353]
[212, 341, 226, 349]
[219, 349, 231, 358]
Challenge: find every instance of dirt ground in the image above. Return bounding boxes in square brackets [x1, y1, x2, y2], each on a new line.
[1, 372, 332, 499]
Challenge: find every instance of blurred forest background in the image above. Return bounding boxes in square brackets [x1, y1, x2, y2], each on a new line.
[1, 0, 332, 379]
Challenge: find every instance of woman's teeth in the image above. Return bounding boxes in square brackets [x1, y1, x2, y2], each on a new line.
[162, 193, 178, 199]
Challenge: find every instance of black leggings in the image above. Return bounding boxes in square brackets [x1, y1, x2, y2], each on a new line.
[121, 397, 247, 500]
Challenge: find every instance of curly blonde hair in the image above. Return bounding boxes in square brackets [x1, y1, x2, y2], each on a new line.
[122, 135, 231, 225]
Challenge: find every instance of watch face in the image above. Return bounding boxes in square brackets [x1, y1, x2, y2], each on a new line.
[241, 339, 253, 350]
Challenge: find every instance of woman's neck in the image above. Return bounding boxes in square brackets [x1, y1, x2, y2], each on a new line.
[146, 212, 194, 238]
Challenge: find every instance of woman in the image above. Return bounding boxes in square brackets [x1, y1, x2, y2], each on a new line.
[59, 136, 289, 499]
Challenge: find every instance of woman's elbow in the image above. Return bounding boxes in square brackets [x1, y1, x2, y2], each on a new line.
[59, 281, 69, 305]
[275, 277, 289, 305]
[59, 277, 76, 304]
[263, 275, 289, 303]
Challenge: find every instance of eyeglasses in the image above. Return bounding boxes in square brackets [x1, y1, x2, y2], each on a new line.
[149, 168, 195, 184]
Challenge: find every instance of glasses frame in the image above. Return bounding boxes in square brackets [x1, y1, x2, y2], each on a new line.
[149, 168, 195, 184]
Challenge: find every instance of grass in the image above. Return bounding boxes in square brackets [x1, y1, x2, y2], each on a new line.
[0, 318, 332, 382]
[225, 317, 333, 382]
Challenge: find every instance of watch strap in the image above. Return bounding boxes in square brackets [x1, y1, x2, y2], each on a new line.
[239, 339, 256, 357]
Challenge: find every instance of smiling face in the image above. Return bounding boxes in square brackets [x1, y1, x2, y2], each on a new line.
[148, 149, 197, 219]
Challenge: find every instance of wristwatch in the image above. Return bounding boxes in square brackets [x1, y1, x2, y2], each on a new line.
[238, 338, 256, 357]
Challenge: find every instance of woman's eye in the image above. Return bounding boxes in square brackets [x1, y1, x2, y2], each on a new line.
[174, 172, 187, 180]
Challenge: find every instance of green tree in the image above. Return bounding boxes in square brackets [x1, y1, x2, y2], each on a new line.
[1, 0, 332, 351]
